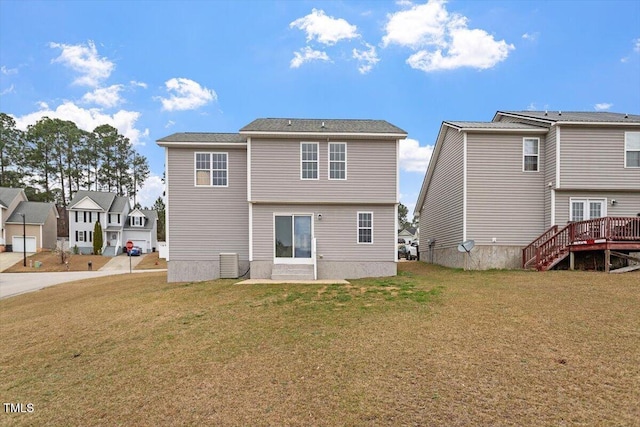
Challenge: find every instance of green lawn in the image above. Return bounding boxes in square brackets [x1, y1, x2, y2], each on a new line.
[1, 264, 639, 426]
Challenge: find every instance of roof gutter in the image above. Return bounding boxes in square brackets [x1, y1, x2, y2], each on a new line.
[157, 141, 248, 148]
[238, 131, 407, 139]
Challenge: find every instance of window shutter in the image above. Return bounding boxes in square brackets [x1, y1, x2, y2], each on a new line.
[97, 213, 100, 223]
[89, 231, 93, 242]
[75, 230, 78, 241]
[75, 211, 78, 222]
[84, 231, 87, 241]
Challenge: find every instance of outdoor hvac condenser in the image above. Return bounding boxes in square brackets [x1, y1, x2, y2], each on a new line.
[219, 253, 239, 279]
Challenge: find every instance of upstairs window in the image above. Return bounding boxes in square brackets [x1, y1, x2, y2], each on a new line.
[523, 138, 539, 172]
[131, 217, 143, 227]
[195, 152, 228, 186]
[357, 212, 373, 244]
[329, 143, 347, 180]
[301, 143, 318, 179]
[625, 132, 640, 168]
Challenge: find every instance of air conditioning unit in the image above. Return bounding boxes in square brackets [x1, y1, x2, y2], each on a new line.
[220, 253, 239, 279]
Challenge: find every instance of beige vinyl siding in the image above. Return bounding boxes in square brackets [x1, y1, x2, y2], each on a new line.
[555, 191, 640, 225]
[252, 204, 395, 262]
[466, 133, 546, 245]
[544, 128, 556, 227]
[251, 139, 397, 203]
[167, 147, 248, 261]
[420, 127, 464, 249]
[560, 126, 640, 190]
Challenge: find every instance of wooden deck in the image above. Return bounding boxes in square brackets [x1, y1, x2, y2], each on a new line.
[523, 217, 640, 272]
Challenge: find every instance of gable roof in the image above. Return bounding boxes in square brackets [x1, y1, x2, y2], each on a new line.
[6, 201, 58, 225]
[495, 111, 640, 124]
[445, 121, 548, 131]
[69, 191, 117, 211]
[239, 118, 407, 136]
[124, 209, 157, 231]
[0, 187, 25, 209]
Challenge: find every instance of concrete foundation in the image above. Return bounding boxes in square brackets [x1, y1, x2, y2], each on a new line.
[167, 259, 249, 282]
[250, 260, 396, 279]
[420, 245, 524, 270]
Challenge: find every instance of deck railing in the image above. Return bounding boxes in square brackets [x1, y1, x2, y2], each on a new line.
[527, 217, 640, 270]
[522, 225, 559, 268]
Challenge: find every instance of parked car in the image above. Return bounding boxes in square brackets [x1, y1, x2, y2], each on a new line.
[128, 246, 142, 256]
[398, 238, 407, 259]
[405, 242, 418, 261]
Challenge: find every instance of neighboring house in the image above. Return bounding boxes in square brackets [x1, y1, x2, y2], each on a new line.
[157, 118, 407, 282]
[398, 226, 418, 244]
[68, 190, 158, 255]
[124, 208, 158, 253]
[5, 201, 58, 252]
[415, 111, 640, 270]
[0, 187, 27, 251]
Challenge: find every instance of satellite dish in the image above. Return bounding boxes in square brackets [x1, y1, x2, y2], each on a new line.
[457, 240, 475, 253]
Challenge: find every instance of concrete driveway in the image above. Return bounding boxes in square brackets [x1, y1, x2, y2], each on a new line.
[0, 253, 165, 299]
[0, 252, 32, 271]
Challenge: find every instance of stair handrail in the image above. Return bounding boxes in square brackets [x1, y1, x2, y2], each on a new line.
[312, 238, 317, 280]
[523, 225, 559, 268]
[535, 223, 572, 270]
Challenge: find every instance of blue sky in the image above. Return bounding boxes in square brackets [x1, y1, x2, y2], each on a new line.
[1, 0, 639, 212]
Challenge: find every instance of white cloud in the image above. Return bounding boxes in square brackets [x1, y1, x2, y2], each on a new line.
[290, 8, 359, 45]
[130, 80, 148, 89]
[136, 174, 165, 209]
[352, 43, 380, 74]
[81, 84, 124, 108]
[165, 120, 175, 128]
[522, 32, 539, 42]
[594, 103, 612, 111]
[157, 78, 217, 112]
[1, 65, 18, 75]
[50, 40, 114, 87]
[526, 103, 537, 111]
[634, 38, 640, 52]
[12, 101, 148, 145]
[399, 138, 433, 173]
[1, 84, 15, 96]
[383, 0, 514, 72]
[290, 47, 331, 68]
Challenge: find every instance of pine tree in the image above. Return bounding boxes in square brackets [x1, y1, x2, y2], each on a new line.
[93, 221, 103, 255]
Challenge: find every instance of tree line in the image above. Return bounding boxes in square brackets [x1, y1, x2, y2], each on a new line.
[0, 112, 149, 206]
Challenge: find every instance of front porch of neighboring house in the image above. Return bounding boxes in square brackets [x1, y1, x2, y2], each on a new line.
[523, 217, 640, 272]
[104, 228, 123, 256]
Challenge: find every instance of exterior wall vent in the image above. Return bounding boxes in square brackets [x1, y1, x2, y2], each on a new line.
[220, 253, 239, 279]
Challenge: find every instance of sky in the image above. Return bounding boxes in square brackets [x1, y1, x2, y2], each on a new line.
[1, 0, 639, 213]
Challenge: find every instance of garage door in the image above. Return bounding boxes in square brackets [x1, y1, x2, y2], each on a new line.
[12, 236, 37, 252]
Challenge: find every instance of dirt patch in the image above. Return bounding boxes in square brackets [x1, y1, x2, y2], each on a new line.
[3, 251, 110, 273]
[134, 251, 167, 270]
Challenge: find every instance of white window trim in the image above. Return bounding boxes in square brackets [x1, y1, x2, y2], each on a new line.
[569, 198, 607, 222]
[522, 137, 540, 172]
[194, 152, 229, 187]
[328, 142, 347, 180]
[624, 131, 640, 168]
[357, 211, 374, 244]
[300, 142, 319, 180]
[272, 213, 314, 264]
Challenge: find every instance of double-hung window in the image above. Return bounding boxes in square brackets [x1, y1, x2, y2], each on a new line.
[329, 143, 347, 180]
[357, 212, 373, 244]
[523, 138, 539, 171]
[301, 143, 318, 179]
[195, 152, 228, 186]
[625, 132, 640, 168]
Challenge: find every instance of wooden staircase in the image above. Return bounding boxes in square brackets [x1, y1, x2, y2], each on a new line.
[523, 217, 640, 271]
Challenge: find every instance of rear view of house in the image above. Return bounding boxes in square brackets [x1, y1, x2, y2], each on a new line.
[158, 118, 407, 282]
[415, 111, 640, 270]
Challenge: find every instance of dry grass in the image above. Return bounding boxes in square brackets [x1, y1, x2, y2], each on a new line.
[134, 251, 167, 270]
[1, 264, 639, 426]
[3, 251, 110, 273]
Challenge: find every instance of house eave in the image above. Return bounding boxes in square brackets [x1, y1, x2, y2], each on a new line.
[157, 141, 248, 148]
[239, 130, 407, 139]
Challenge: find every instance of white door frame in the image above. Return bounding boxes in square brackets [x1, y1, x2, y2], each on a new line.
[273, 213, 314, 265]
[569, 198, 607, 222]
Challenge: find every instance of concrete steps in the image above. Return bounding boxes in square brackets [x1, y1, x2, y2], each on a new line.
[102, 246, 117, 257]
[271, 264, 314, 281]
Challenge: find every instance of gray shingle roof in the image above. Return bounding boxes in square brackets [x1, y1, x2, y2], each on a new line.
[110, 196, 130, 214]
[69, 191, 117, 211]
[157, 132, 246, 143]
[6, 201, 57, 225]
[0, 187, 23, 209]
[124, 209, 157, 231]
[445, 121, 547, 130]
[498, 111, 640, 123]
[240, 118, 407, 135]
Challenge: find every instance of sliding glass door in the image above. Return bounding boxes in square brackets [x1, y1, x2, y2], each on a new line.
[275, 215, 312, 263]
